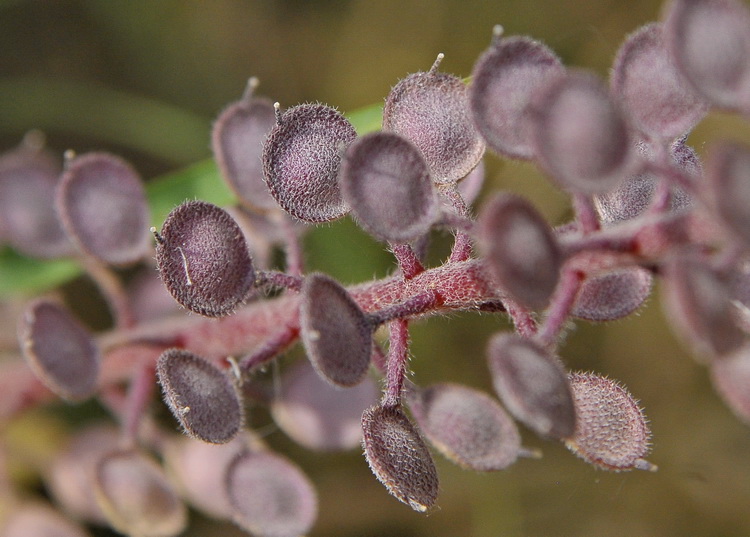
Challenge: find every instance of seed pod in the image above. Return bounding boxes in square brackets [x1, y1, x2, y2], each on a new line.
[566, 372, 654, 471]
[663, 0, 750, 113]
[18, 299, 100, 401]
[212, 79, 278, 212]
[470, 32, 565, 159]
[383, 54, 485, 184]
[611, 22, 707, 141]
[529, 70, 634, 194]
[361, 404, 439, 512]
[704, 141, 750, 247]
[263, 103, 356, 222]
[710, 345, 750, 425]
[571, 268, 653, 322]
[299, 273, 372, 387]
[155, 200, 255, 317]
[57, 152, 150, 266]
[2, 503, 92, 537]
[478, 192, 562, 310]
[226, 450, 318, 537]
[94, 450, 187, 537]
[157, 348, 244, 444]
[407, 383, 521, 471]
[340, 131, 438, 243]
[487, 332, 576, 439]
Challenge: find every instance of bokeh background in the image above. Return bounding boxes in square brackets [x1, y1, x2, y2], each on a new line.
[3, 1, 750, 536]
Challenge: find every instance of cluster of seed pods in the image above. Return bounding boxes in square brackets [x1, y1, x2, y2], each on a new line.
[4, 0, 750, 535]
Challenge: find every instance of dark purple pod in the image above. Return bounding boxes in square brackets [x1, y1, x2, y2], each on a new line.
[383, 56, 485, 184]
[661, 257, 746, 358]
[339, 131, 438, 243]
[18, 299, 100, 401]
[407, 383, 521, 471]
[470, 33, 565, 159]
[361, 404, 439, 512]
[566, 372, 653, 471]
[571, 267, 653, 322]
[487, 332, 576, 439]
[299, 273, 372, 387]
[226, 450, 318, 537]
[0, 138, 74, 259]
[156, 348, 244, 444]
[212, 79, 279, 212]
[529, 70, 634, 194]
[478, 192, 562, 310]
[704, 141, 750, 246]
[271, 359, 379, 451]
[263, 103, 356, 222]
[611, 22, 708, 141]
[663, 0, 750, 112]
[94, 449, 187, 537]
[57, 152, 150, 266]
[155, 200, 255, 317]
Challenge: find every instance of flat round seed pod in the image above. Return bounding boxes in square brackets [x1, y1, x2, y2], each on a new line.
[457, 158, 486, 205]
[94, 449, 187, 537]
[407, 383, 521, 471]
[271, 359, 379, 451]
[529, 70, 634, 194]
[566, 372, 653, 471]
[661, 257, 746, 358]
[263, 103, 356, 222]
[611, 22, 708, 141]
[705, 141, 750, 246]
[212, 81, 278, 212]
[57, 152, 150, 266]
[383, 59, 485, 184]
[2, 503, 92, 537]
[571, 267, 653, 322]
[155, 200, 255, 317]
[157, 348, 244, 444]
[18, 299, 100, 401]
[478, 193, 562, 310]
[470, 34, 565, 159]
[226, 450, 318, 537]
[299, 273, 372, 387]
[361, 404, 439, 512]
[487, 332, 576, 439]
[340, 131, 438, 243]
[664, 0, 750, 112]
[0, 141, 73, 259]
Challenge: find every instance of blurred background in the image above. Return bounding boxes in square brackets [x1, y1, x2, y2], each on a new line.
[3, 1, 750, 536]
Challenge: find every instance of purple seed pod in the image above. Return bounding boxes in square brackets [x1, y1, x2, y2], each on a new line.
[156, 348, 244, 444]
[470, 31, 565, 160]
[663, 0, 750, 113]
[361, 404, 439, 512]
[212, 78, 279, 212]
[271, 359, 379, 451]
[263, 103, 356, 222]
[710, 345, 750, 424]
[565, 372, 654, 471]
[299, 273, 373, 387]
[57, 152, 150, 266]
[704, 141, 750, 246]
[478, 192, 562, 310]
[226, 450, 318, 537]
[529, 70, 635, 194]
[94, 449, 187, 537]
[661, 257, 746, 358]
[383, 55, 485, 184]
[486, 332, 576, 439]
[18, 299, 100, 402]
[457, 157, 486, 206]
[339, 131, 438, 243]
[407, 382, 521, 471]
[611, 22, 708, 141]
[2, 503, 92, 537]
[0, 138, 74, 259]
[155, 200, 255, 318]
[571, 267, 653, 322]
